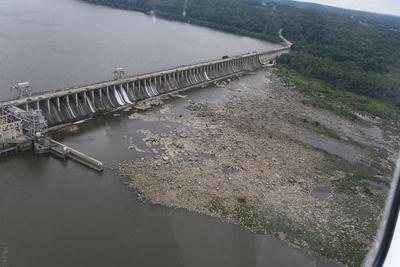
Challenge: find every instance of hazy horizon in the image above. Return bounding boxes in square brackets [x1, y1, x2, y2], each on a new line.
[296, 0, 400, 17]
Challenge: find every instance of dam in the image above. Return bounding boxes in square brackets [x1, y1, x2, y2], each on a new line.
[0, 1, 344, 266]
[0, 46, 289, 165]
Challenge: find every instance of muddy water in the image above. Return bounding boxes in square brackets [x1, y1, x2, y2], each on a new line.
[0, 0, 280, 100]
[311, 186, 330, 201]
[0, 75, 339, 267]
[304, 134, 360, 163]
[0, 0, 340, 266]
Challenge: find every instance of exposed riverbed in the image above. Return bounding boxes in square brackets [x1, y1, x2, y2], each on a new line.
[0, 0, 340, 266]
[117, 69, 397, 267]
[0, 74, 340, 267]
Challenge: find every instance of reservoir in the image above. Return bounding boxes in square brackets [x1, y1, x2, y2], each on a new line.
[0, 0, 338, 266]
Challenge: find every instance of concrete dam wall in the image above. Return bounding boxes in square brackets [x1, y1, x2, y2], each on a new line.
[0, 47, 289, 127]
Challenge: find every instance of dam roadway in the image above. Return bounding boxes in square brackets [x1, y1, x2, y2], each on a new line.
[0, 47, 289, 127]
[0, 1, 341, 266]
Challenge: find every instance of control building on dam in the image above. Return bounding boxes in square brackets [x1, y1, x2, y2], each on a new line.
[0, 46, 290, 161]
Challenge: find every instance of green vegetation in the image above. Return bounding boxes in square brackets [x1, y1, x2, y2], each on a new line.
[234, 197, 265, 230]
[234, 197, 366, 266]
[335, 173, 364, 193]
[229, 197, 368, 266]
[208, 197, 228, 216]
[334, 172, 388, 197]
[276, 65, 400, 120]
[286, 113, 341, 139]
[263, 216, 367, 267]
[306, 121, 341, 139]
[83, 0, 400, 115]
[81, 1, 397, 265]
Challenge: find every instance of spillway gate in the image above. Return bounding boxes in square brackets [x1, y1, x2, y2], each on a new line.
[0, 46, 290, 167]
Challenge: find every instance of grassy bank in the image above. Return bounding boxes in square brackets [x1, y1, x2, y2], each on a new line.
[275, 65, 400, 121]
[208, 196, 370, 267]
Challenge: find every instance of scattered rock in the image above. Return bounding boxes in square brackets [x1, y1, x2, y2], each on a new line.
[116, 69, 393, 265]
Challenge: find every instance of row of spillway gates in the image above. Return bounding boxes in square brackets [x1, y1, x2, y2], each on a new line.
[0, 45, 291, 171]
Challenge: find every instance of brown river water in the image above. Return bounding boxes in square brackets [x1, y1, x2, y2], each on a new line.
[0, 0, 339, 266]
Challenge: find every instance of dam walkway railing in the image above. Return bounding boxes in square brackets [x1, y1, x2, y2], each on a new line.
[0, 47, 290, 127]
[0, 45, 290, 169]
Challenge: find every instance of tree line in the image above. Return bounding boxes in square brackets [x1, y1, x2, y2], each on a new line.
[83, 0, 400, 107]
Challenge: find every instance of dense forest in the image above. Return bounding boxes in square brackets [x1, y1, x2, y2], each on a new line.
[82, 0, 400, 115]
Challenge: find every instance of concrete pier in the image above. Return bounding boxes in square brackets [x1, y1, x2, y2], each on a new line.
[0, 147, 18, 159]
[48, 138, 103, 172]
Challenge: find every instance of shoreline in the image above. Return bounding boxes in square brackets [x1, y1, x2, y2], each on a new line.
[116, 69, 397, 267]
